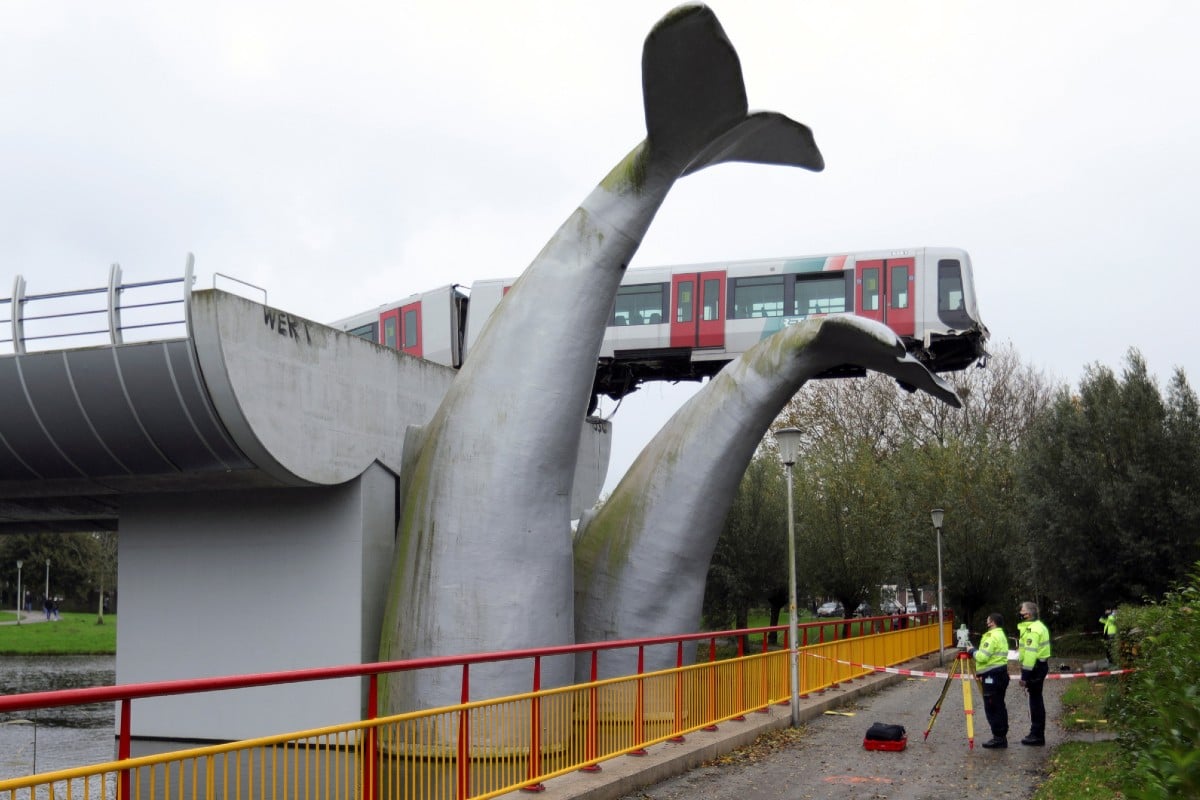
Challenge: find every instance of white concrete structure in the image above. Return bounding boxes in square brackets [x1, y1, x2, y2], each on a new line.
[1, 284, 610, 740]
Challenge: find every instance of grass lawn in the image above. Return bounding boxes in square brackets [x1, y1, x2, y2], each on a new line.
[1033, 740, 1125, 799]
[1031, 675, 1124, 799]
[0, 612, 117, 655]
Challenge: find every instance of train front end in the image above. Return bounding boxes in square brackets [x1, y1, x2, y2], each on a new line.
[919, 247, 989, 372]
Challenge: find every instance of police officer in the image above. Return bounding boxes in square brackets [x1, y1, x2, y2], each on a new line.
[1017, 601, 1051, 745]
[968, 612, 1010, 749]
[1099, 607, 1117, 661]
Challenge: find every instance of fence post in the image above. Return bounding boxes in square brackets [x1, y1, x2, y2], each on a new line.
[456, 665, 470, 800]
[522, 656, 546, 792]
[669, 641, 685, 742]
[702, 637, 718, 731]
[732, 637, 746, 721]
[363, 674, 378, 800]
[119, 698, 131, 800]
[629, 646, 648, 755]
[580, 651, 601, 772]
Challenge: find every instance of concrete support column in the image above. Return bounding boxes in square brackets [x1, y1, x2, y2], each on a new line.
[116, 464, 396, 741]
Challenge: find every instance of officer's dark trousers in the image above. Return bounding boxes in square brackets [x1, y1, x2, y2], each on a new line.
[979, 666, 1009, 738]
[1025, 660, 1049, 737]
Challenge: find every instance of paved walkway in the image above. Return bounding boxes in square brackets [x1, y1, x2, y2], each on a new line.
[0, 611, 54, 626]
[507, 653, 1108, 800]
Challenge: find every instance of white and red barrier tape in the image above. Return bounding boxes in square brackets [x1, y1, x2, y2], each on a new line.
[802, 651, 1135, 680]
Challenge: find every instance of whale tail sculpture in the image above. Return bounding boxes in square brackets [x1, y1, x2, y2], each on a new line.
[574, 315, 961, 679]
[380, 3, 825, 721]
[641, 5, 823, 175]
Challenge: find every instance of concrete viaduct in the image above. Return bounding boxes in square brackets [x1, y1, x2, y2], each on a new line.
[0, 261, 610, 742]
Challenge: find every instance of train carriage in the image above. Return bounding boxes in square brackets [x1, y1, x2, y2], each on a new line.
[331, 246, 988, 403]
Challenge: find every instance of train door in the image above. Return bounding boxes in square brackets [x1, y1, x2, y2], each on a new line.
[855, 258, 914, 337]
[398, 300, 422, 358]
[379, 308, 400, 347]
[670, 270, 725, 349]
[380, 301, 423, 357]
[886, 257, 914, 337]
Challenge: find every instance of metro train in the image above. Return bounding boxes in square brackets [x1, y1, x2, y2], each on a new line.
[330, 246, 988, 403]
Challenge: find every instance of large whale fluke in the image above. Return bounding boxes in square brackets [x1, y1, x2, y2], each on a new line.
[574, 315, 958, 678]
[379, 3, 824, 716]
[642, 6, 824, 175]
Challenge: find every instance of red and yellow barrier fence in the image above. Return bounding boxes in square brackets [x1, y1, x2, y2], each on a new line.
[0, 615, 949, 800]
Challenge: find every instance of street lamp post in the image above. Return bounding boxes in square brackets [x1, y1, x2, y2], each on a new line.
[15, 560, 23, 626]
[930, 508, 945, 665]
[775, 427, 805, 727]
[45, 559, 51, 605]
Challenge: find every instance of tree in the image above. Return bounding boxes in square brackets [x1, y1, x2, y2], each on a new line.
[83, 532, 117, 623]
[0, 531, 117, 615]
[793, 440, 900, 623]
[700, 343, 1055, 635]
[1019, 350, 1200, 622]
[772, 343, 1051, 631]
[1163, 369, 1200, 574]
[775, 343, 1051, 453]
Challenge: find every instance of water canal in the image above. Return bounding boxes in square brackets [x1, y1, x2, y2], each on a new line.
[0, 655, 116, 780]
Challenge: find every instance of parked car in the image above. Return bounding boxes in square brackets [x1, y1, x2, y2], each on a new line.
[880, 600, 901, 614]
[816, 601, 843, 617]
[905, 602, 919, 613]
[854, 602, 873, 617]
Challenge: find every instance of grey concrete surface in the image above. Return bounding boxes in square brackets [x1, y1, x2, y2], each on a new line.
[509, 655, 1107, 800]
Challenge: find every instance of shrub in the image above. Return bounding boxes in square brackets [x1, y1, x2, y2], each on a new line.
[1108, 562, 1200, 799]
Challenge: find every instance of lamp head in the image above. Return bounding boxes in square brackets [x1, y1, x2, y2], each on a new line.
[930, 508, 944, 530]
[775, 427, 804, 467]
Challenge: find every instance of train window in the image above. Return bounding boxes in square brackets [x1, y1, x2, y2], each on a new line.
[937, 260, 964, 311]
[702, 278, 720, 321]
[613, 283, 667, 326]
[346, 322, 378, 342]
[890, 265, 909, 309]
[730, 275, 784, 318]
[794, 275, 847, 316]
[936, 259, 974, 329]
[383, 316, 398, 348]
[676, 281, 694, 323]
[402, 309, 418, 348]
[861, 268, 880, 311]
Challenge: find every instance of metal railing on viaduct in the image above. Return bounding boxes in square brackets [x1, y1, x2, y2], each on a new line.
[0, 613, 947, 800]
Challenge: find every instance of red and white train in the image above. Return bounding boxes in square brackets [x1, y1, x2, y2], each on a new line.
[331, 246, 988, 403]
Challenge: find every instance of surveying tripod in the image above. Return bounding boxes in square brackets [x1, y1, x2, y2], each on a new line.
[923, 650, 978, 749]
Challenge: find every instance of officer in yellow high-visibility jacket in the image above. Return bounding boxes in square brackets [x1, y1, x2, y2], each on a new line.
[1099, 608, 1117, 661]
[1017, 601, 1051, 746]
[968, 612, 1010, 748]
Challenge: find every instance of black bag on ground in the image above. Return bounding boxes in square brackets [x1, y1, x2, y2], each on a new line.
[865, 722, 906, 741]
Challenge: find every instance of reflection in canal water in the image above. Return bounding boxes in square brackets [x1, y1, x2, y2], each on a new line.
[0, 655, 116, 780]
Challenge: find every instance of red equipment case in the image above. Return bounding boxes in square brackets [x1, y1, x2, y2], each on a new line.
[863, 735, 908, 751]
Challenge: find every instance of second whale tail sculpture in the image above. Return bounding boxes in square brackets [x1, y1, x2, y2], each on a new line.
[574, 315, 961, 678]
[380, 3, 824, 718]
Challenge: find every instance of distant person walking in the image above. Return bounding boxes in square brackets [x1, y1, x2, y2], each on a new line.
[969, 612, 1011, 748]
[1017, 601, 1051, 746]
[1099, 607, 1117, 661]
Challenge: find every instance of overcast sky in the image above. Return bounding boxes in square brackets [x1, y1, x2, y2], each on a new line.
[3, 1, 1196, 492]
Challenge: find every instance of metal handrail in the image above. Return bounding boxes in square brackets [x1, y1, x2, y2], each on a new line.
[1, 256, 195, 354]
[0, 613, 944, 716]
